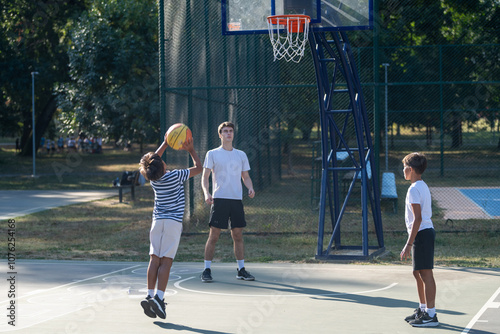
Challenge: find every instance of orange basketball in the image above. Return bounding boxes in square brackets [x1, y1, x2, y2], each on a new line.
[166, 123, 192, 150]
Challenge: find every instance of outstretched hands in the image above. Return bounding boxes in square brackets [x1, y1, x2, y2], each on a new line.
[180, 137, 195, 152]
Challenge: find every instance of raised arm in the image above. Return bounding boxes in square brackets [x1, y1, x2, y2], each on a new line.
[155, 132, 169, 157]
[180, 138, 202, 178]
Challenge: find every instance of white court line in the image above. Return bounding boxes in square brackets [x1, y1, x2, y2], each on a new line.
[174, 276, 398, 297]
[0, 264, 142, 332]
[0, 264, 141, 304]
[461, 286, 500, 334]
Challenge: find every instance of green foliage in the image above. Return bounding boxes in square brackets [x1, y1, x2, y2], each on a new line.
[57, 0, 159, 144]
[0, 0, 88, 149]
[375, 0, 500, 148]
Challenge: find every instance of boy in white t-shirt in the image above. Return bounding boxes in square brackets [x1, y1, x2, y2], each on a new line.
[138, 132, 202, 319]
[400, 152, 439, 327]
[201, 121, 256, 282]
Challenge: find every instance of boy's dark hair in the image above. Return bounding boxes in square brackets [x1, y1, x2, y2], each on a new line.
[402, 152, 427, 175]
[139, 152, 164, 181]
[218, 121, 234, 134]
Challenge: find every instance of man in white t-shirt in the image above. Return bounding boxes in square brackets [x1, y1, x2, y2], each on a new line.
[400, 152, 439, 327]
[201, 121, 256, 282]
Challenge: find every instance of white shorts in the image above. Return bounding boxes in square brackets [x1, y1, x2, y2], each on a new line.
[149, 218, 183, 259]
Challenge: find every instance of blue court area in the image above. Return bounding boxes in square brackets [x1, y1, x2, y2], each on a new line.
[458, 188, 500, 217]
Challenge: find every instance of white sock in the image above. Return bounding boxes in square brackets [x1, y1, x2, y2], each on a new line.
[156, 290, 165, 300]
[148, 289, 155, 298]
[237, 260, 245, 270]
[426, 307, 436, 317]
[419, 303, 426, 311]
[204, 260, 211, 269]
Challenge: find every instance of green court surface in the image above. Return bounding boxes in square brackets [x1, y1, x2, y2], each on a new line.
[1, 260, 499, 333]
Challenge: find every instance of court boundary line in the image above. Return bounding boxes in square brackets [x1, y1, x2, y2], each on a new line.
[461, 286, 500, 334]
[0, 264, 141, 304]
[174, 276, 398, 297]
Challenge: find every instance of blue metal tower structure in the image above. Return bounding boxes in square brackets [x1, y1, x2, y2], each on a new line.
[309, 30, 385, 260]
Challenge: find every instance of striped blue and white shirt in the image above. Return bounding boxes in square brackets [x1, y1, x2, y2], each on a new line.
[151, 169, 190, 222]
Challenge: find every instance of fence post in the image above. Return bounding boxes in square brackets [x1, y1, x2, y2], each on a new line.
[439, 45, 444, 176]
[158, 0, 166, 157]
[373, 0, 381, 179]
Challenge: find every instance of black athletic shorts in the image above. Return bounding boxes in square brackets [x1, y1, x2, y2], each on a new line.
[209, 198, 246, 229]
[412, 228, 435, 271]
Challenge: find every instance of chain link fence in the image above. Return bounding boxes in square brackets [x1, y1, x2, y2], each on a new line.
[160, 0, 500, 231]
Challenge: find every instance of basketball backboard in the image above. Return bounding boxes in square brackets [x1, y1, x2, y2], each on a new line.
[221, 0, 372, 35]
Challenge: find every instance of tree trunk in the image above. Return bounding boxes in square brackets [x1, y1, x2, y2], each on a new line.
[283, 120, 296, 175]
[426, 121, 432, 146]
[20, 95, 58, 156]
[19, 110, 32, 155]
[450, 114, 462, 148]
[301, 126, 312, 141]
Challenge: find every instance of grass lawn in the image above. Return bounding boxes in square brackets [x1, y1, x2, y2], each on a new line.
[1, 141, 499, 267]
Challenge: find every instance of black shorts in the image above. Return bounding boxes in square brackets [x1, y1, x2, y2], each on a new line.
[209, 198, 246, 229]
[412, 228, 435, 271]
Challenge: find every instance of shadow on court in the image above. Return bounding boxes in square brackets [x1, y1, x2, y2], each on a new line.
[154, 322, 232, 333]
[1, 261, 498, 334]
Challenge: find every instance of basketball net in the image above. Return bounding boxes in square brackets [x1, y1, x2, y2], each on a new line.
[267, 15, 310, 63]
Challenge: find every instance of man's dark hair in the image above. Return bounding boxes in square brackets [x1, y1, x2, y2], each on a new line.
[218, 121, 235, 134]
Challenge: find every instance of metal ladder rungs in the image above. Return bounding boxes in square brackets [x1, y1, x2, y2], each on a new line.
[326, 109, 352, 114]
[333, 89, 348, 94]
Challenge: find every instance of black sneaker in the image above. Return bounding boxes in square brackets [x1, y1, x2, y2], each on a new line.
[409, 312, 439, 327]
[236, 267, 255, 281]
[201, 268, 213, 282]
[140, 296, 156, 318]
[148, 294, 166, 319]
[404, 308, 423, 322]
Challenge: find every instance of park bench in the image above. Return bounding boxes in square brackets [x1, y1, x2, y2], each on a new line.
[342, 160, 372, 195]
[113, 170, 140, 203]
[380, 172, 398, 213]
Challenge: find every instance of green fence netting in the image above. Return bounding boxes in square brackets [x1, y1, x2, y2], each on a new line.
[160, 0, 500, 231]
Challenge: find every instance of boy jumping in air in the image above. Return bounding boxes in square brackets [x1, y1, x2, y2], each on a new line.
[139, 132, 202, 319]
[400, 152, 439, 327]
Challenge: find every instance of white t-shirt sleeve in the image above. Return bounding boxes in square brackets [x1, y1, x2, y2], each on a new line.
[408, 186, 421, 205]
[203, 150, 213, 169]
[241, 151, 250, 172]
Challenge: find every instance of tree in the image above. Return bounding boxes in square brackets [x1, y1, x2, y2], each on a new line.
[378, 0, 500, 148]
[57, 0, 160, 148]
[0, 0, 88, 156]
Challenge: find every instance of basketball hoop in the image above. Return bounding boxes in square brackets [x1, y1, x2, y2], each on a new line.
[267, 15, 310, 63]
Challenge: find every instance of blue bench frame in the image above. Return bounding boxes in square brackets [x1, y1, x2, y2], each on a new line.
[381, 172, 398, 213]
